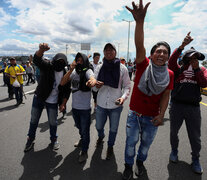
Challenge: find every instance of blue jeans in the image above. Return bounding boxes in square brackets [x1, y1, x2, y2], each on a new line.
[125, 110, 158, 165]
[72, 108, 91, 152]
[96, 105, 123, 147]
[13, 84, 23, 103]
[27, 95, 58, 142]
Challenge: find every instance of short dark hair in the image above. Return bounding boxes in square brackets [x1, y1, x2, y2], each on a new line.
[93, 52, 100, 58]
[150, 41, 171, 57]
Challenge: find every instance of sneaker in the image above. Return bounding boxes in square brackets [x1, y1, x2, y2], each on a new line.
[15, 101, 22, 106]
[169, 150, 178, 163]
[24, 138, 35, 152]
[122, 163, 133, 180]
[96, 135, 105, 147]
[78, 151, 88, 163]
[106, 146, 114, 160]
[135, 160, 146, 177]
[50, 140, 60, 150]
[74, 139, 82, 147]
[9, 95, 14, 100]
[191, 159, 203, 174]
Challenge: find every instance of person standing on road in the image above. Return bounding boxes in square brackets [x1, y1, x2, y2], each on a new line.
[0, 62, 14, 99]
[127, 62, 134, 80]
[91, 52, 101, 112]
[25, 61, 35, 85]
[24, 43, 71, 152]
[4, 57, 25, 106]
[168, 32, 207, 174]
[93, 43, 131, 160]
[60, 52, 96, 163]
[0, 62, 8, 86]
[122, 1, 174, 179]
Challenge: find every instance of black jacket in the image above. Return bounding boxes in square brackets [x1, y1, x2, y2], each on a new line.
[33, 54, 71, 104]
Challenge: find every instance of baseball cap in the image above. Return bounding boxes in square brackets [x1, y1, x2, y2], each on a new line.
[182, 47, 205, 61]
[103, 43, 116, 52]
[9, 57, 15, 61]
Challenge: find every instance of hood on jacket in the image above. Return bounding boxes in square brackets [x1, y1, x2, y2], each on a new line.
[52, 53, 68, 72]
[75, 52, 90, 74]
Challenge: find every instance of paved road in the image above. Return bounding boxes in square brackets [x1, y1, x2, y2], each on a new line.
[0, 74, 207, 180]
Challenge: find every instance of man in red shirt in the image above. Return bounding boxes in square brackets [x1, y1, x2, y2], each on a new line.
[123, 1, 174, 179]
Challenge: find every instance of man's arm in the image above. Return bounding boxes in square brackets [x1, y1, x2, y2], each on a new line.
[126, 0, 150, 64]
[194, 67, 207, 88]
[86, 76, 97, 88]
[178, 32, 193, 51]
[33, 43, 50, 69]
[168, 32, 193, 72]
[118, 66, 131, 105]
[60, 60, 76, 86]
[59, 98, 68, 112]
[151, 89, 171, 126]
[15, 65, 25, 76]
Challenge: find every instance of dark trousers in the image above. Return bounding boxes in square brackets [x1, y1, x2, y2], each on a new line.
[92, 90, 98, 104]
[72, 108, 91, 152]
[128, 72, 133, 80]
[7, 83, 14, 98]
[13, 84, 23, 103]
[170, 102, 201, 159]
[26, 73, 35, 84]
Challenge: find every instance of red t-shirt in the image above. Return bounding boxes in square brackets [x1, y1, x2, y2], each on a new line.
[129, 57, 174, 116]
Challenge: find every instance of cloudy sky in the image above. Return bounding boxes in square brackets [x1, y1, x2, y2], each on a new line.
[0, 0, 207, 62]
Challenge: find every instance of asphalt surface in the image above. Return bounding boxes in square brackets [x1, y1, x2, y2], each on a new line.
[0, 74, 207, 180]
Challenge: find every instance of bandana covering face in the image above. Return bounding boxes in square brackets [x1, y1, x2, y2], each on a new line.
[52, 53, 67, 72]
[97, 58, 120, 88]
[74, 52, 93, 92]
[53, 60, 66, 72]
[138, 60, 170, 96]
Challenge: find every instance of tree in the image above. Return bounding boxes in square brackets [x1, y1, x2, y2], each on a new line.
[201, 60, 207, 68]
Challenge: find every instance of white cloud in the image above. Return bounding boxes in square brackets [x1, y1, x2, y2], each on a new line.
[0, 8, 12, 27]
[0, 39, 38, 55]
[148, 0, 178, 13]
[1, 0, 207, 59]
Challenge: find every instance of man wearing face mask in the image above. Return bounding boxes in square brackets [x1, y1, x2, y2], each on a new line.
[61, 52, 96, 163]
[24, 43, 71, 152]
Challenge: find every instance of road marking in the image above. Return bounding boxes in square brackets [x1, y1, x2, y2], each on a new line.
[25, 89, 35, 95]
[200, 102, 207, 106]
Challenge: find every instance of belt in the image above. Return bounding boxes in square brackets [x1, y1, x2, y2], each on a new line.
[132, 110, 142, 117]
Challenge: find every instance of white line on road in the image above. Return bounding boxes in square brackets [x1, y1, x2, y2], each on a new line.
[24, 89, 35, 95]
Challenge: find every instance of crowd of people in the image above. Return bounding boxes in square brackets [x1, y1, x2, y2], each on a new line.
[0, 54, 40, 106]
[1, 0, 207, 179]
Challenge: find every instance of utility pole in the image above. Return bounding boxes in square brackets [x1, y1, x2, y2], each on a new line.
[66, 44, 68, 56]
[122, 19, 133, 63]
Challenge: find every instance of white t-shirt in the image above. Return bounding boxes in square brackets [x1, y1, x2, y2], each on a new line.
[92, 62, 99, 71]
[46, 70, 64, 104]
[70, 69, 94, 110]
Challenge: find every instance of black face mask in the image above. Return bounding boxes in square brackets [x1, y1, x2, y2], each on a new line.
[75, 64, 84, 74]
[53, 60, 65, 72]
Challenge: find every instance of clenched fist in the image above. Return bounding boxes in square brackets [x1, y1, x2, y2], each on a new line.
[39, 43, 50, 52]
